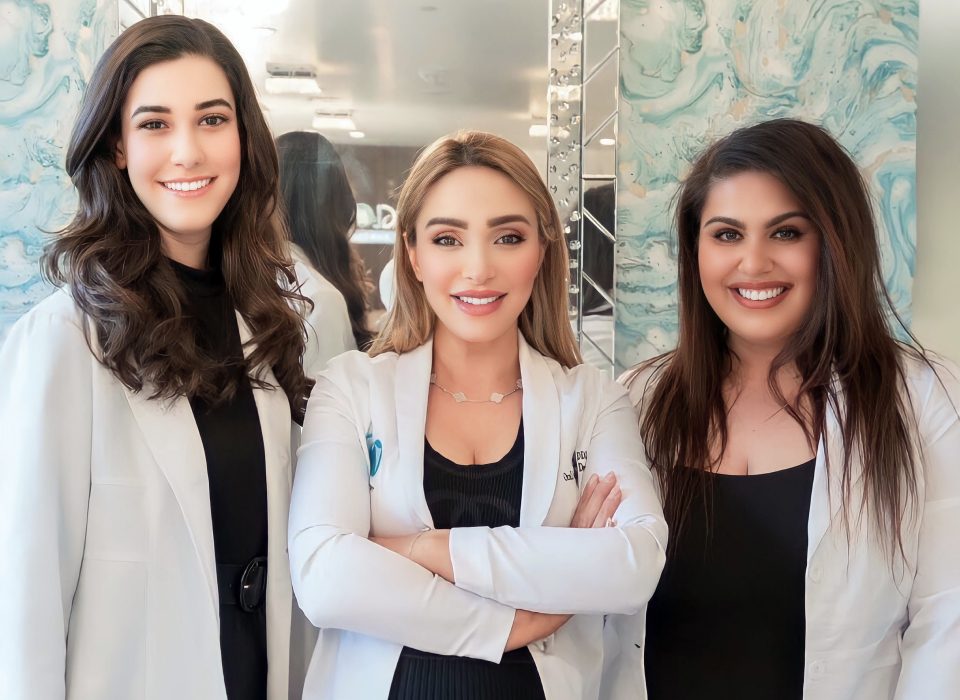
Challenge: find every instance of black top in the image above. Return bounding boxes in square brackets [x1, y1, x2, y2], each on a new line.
[644, 459, 816, 700]
[388, 421, 546, 700]
[172, 260, 268, 700]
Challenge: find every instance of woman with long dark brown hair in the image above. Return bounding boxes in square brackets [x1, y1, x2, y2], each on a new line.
[276, 130, 373, 361]
[610, 119, 960, 700]
[0, 16, 312, 699]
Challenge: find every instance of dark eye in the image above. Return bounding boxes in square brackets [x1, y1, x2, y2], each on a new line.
[432, 234, 460, 247]
[497, 232, 524, 245]
[200, 114, 228, 127]
[772, 227, 802, 241]
[713, 229, 741, 242]
[138, 120, 166, 131]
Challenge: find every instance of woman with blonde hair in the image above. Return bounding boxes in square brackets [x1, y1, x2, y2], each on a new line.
[289, 130, 667, 699]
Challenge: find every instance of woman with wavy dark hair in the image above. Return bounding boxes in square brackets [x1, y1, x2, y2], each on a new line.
[0, 16, 312, 700]
[277, 130, 373, 356]
[610, 119, 960, 700]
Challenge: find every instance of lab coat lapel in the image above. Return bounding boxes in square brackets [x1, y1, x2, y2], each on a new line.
[122, 385, 220, 618]
[395, 339, 435, 528]
[807, 394, 847, 564]
[518, 333, 560, 526]
[238, 315, 293, 700]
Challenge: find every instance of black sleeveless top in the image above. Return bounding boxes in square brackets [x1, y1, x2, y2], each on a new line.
[644, 459, 816, 700]
[173, 260, 268, 700]
[388, 421, 546, 700]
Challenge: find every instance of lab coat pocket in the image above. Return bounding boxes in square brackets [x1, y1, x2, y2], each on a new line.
[66, 559, 147, 699]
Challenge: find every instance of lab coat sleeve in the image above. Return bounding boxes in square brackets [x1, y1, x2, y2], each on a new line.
[288, 372, 516, 663]
[0, 304, 93, 700]
[293, 260, 356, 380]
[895, 360, 960, 699]
[448, 383, 668, 615]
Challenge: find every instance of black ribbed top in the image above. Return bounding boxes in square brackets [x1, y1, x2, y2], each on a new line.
[644, 459, 816, 700]
[388, 421, 545, 700]
[172, 259, 268, 700]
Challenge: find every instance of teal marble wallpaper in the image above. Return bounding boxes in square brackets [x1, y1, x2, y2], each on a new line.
[614, 0, 918, 369]
[0, 0, 117, 341]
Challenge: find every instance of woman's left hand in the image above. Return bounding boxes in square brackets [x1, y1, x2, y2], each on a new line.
[570, 471, 622, 528]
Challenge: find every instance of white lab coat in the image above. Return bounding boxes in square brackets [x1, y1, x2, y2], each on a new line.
[604, 355, 960, 699]
[0, 290, 303, 700]
[290, 245, 356, 378]
[288, 332, 668, 699]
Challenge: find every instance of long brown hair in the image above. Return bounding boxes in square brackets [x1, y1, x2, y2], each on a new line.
[276, 130, 373, 349]
[628, 118, 923, 554]
[43, 16, 312, 419]
[370, 130, 580, 368]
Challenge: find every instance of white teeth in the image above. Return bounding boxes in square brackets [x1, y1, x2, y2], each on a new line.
[456, 295, 501, 305]
[162, 178, 211, 192]
[737, 286, 785, 301]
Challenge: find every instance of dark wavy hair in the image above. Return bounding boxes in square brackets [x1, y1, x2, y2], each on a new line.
[43, 15, 312, 420]
[276, 130, 373, 349]
[627, 118, 927, 556]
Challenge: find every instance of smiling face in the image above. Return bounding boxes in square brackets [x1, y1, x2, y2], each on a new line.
[697, 170, 820, 355]
[406, 165, 544, 347]
[115, 54, 241, 260]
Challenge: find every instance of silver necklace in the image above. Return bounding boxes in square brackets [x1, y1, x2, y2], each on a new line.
[429, 373, 523, 404]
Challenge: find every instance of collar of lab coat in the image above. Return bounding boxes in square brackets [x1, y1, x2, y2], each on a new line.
[393, 329, 562, 528]
[807, 381, 851, 566]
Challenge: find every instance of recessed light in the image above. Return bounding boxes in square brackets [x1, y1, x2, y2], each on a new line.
[349, 131, 365, 139]
[599, 137, 616, 146]
[529, 124, 548, 137]
[312, 113, 357, 130]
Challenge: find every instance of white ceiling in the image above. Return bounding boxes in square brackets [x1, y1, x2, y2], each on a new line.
[192, 0, 553, 148]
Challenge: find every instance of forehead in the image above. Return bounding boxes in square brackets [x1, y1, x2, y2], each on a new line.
[123, 54, 234, 115]
[418, 165, 536, 220]
[701, 171, 803, 218]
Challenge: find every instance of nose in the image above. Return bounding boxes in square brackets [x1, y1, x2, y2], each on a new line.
[170, 127, 204, 169]
[738, 236, 774, 276]
[463, 243, 494, 285]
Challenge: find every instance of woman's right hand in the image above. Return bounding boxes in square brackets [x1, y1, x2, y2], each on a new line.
[504, 609, 571, 651]
[570, 471, 622, 528]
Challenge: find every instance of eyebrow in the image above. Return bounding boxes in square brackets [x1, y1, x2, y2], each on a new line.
[130, 98, 234, 118]
[423, 214, 532, 229]
[703, 211, 810, 228]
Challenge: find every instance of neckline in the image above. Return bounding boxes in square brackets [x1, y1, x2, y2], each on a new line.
[425, 419, 524, 468]
[707, 457, 816, 479]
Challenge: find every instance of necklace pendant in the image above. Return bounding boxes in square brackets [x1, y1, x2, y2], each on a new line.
[452, 391, 467, 403]
[490, 392, 505, 404]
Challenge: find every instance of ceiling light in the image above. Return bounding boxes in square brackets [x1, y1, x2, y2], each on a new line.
[529, 124, 548, 138]
[599, 137, 616, 146]
[265, 62, 321, 96]
[312, 113, 357, 131]
[349, 131, 366, 139]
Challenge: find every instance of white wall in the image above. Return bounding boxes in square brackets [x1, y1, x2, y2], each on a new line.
[914, 0, 960, 363]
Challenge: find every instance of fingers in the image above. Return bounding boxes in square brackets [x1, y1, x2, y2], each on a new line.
[571, 471, 618, 528]
[591, 483, 622, 528]
[570, 473, 600, 527]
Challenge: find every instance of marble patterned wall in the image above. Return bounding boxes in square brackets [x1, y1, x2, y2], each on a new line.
[0, 0, 117, 342]
[614, 0, 918, 370]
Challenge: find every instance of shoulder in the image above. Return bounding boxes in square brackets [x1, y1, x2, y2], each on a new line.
[617, 353, 674, 412]
[899, 349, 960, 430]
[320, 348, 398, 388]
[3, 289, 87, 354]
[531, 347, 628, 407]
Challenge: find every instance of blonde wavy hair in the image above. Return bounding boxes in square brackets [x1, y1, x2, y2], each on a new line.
[370, 130, 581, 368]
